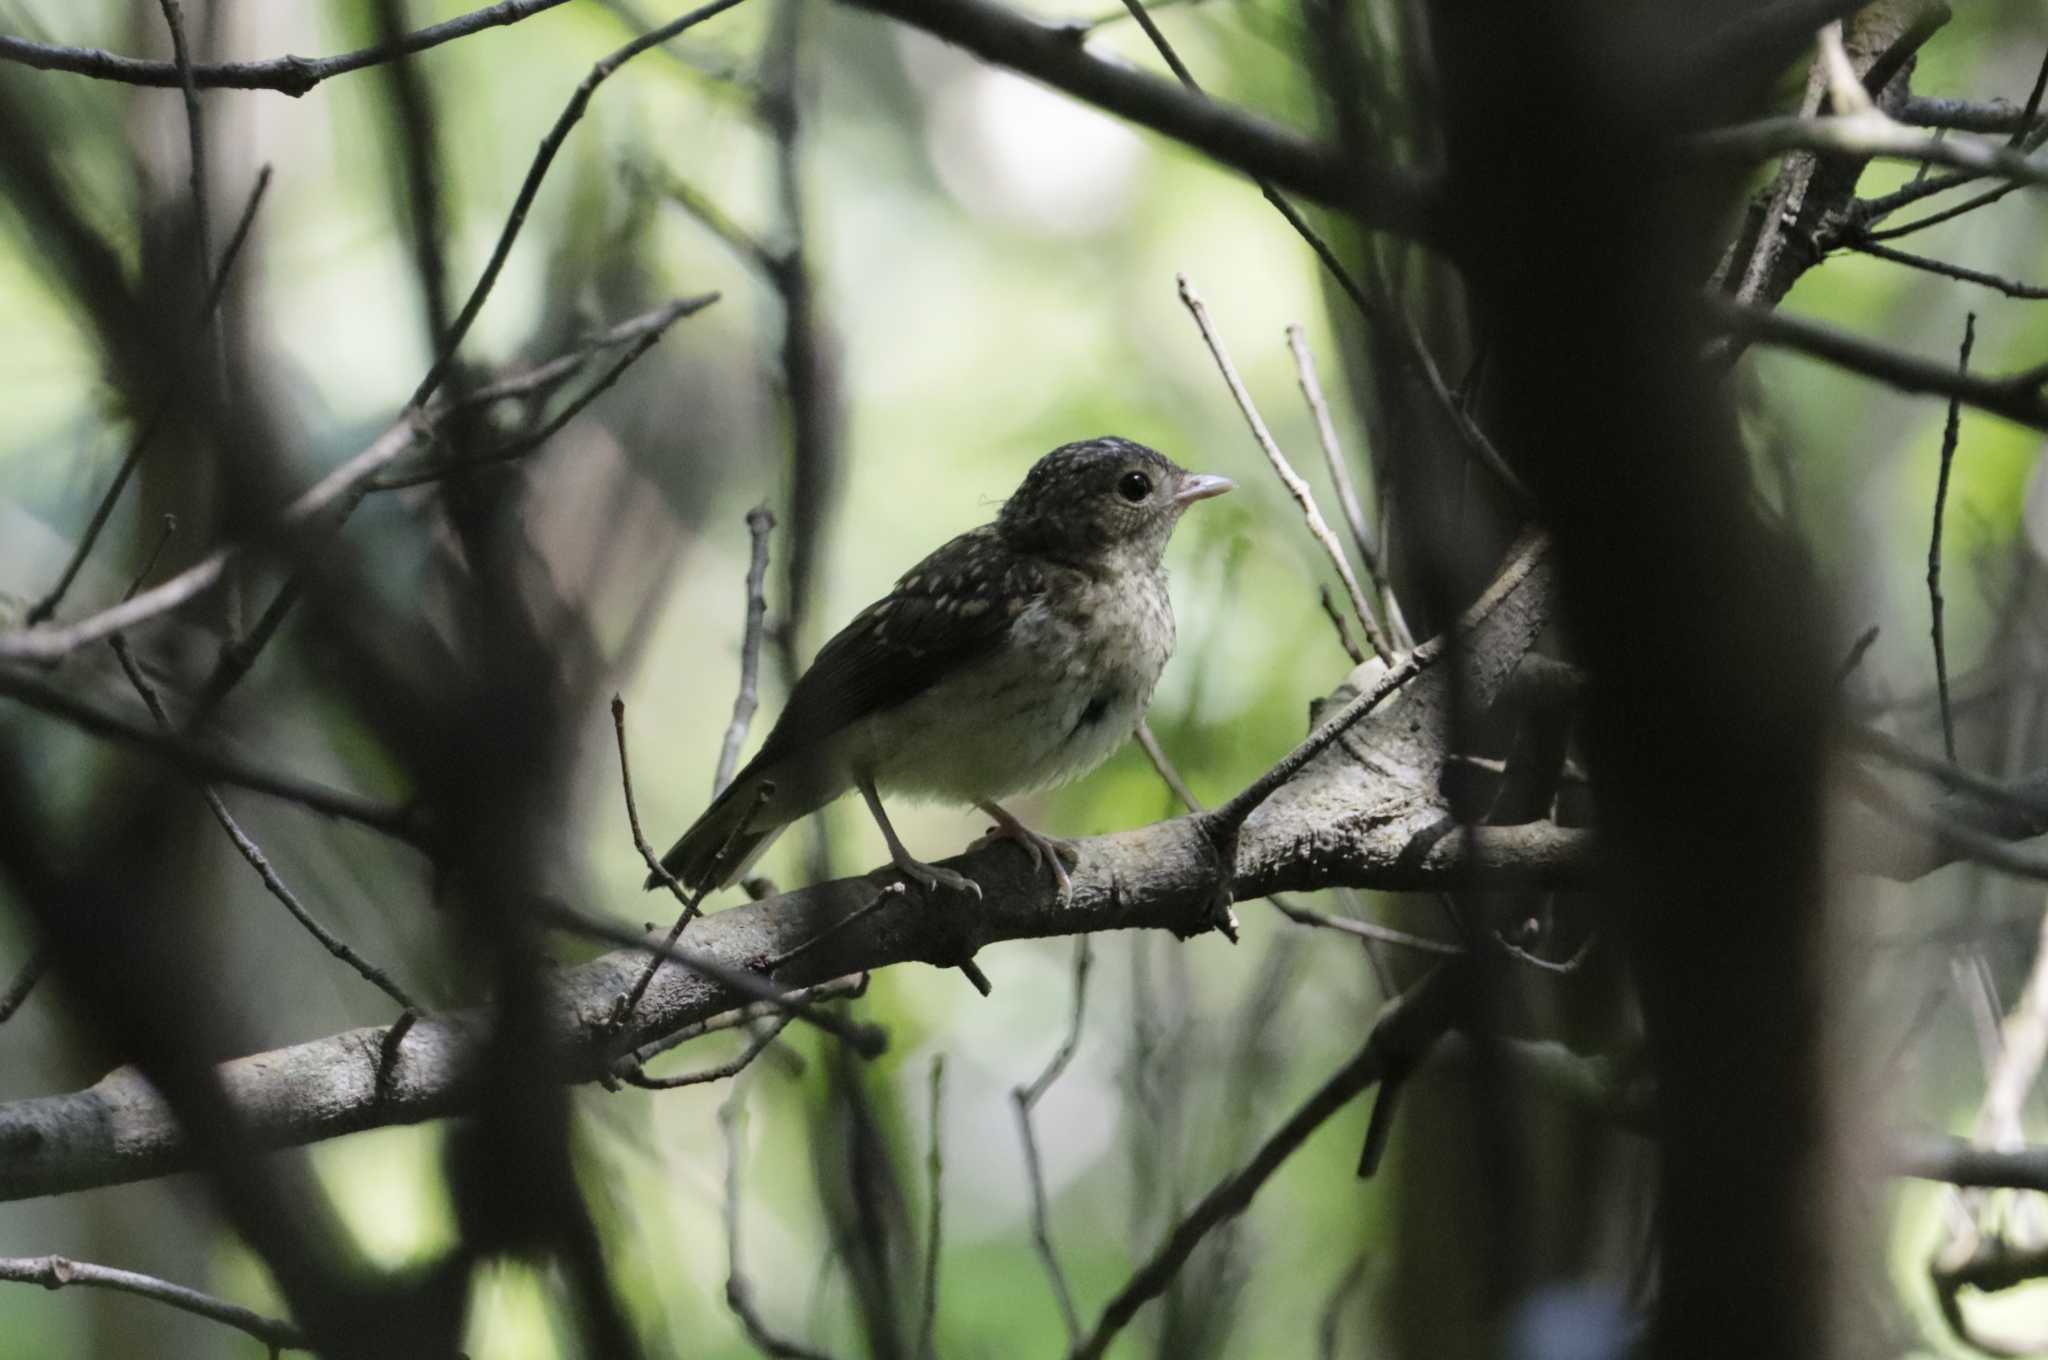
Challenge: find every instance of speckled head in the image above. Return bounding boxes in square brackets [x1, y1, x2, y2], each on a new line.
[997, 436, 1233, 566]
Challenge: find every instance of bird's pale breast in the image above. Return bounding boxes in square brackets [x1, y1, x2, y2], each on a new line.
[855, 561, 1174, 804]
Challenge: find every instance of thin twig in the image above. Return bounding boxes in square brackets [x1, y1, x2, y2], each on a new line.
[608, 695, 717, 1025]
[720, 507, 776, 792]
[23, 166, 272, 627]
[1316, 1250, 1371, 1360]
[1318, 586, 1366, 666]
[153, 0, 217, 390]
[1702, 295, 2048, 434]
[537, 898, 888, 1057]
[0, 1256, 305, 1351]
[1286, 325, 1387, 603]
[1929, 314, 1976, 762]
[376, 293, 721, 489]
[1070, 968, 1458, 1360]
[0, 666, 425, 843]
[375, 1010, 417, 1104]
[1160, 534, 1548, 899]
[1269, 899, 1463, 956]
[756, 883, 905, 976]
[1113, 0, 1375, 319]
[1135, 719, 1202, 814]
[720, 1094, 840, 1360]
[650, 166, 785, 277]
[624, 975, 868, 1069]
[917, 1053, 946, 1360]
[0, 0, 578, 94]
[1177, 277, 1389, 660]
[0, 411, 431, 663]
[409, 0, 751, 409]
[1013, 936, 1092, 1343]
[182, 295, 715, 724]
[0, 946, 49, 1025]
[1849, 239, 2048, 300]
[619, 1012, 794, 1089]
[106, 562, 421, 1010]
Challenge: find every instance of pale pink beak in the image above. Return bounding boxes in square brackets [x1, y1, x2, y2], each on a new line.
[1173, 473, 1235, 506]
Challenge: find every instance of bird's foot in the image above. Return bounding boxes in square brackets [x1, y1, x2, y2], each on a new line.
[972, 814, 1080, 904]
[892, 851, 983, 901]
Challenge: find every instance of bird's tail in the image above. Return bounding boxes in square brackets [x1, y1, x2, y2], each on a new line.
[646, 767, 784, 892]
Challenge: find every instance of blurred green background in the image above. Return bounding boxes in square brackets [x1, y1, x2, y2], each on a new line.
[2, 0, 2048, 1356]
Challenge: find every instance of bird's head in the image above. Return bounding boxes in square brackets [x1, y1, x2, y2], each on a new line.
[997, 436, 1233, 567]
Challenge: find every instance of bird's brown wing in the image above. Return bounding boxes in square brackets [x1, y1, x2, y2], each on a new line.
[650, 525, 1047, 890]
[750, 523, 1047, 768]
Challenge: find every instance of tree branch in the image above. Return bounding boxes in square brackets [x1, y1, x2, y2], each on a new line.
[836, 0, 1445, 243]
[0, 0, 577, 96]
[0, 538, 1572, 1201]
[0, 1255, 305, 1351]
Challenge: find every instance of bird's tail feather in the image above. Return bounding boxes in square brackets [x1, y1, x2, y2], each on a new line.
[647, 769, 784, 892]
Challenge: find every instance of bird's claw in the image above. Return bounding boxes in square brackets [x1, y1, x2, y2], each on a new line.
[897, 856, 982, 901]
[972, 823, 1080, 904]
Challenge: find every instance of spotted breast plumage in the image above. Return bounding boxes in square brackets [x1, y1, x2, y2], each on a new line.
[651, 437, 1232, 902]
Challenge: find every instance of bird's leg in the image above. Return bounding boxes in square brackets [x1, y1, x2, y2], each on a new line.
[859, 776, 981, 900]
[973, 800, 1079, 903]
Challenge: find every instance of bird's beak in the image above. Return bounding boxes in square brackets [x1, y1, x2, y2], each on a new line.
[1173, 474, 1235, 506]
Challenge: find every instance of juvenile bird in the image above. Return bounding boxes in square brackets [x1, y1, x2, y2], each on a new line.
[651, 437, 1233, 902]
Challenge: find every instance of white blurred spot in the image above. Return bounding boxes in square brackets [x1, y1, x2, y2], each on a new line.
[923, 67, 1145, 236]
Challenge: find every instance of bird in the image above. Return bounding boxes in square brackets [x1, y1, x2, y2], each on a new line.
[649, 436, 1233, 904]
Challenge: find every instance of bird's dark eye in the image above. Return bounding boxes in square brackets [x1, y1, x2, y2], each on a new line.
[1116, 471, 1152, 503]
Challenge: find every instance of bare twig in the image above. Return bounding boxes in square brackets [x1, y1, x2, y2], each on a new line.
[1849, 239, 2048, 299]
[1013, 936, 1092, 1342]
[841, 0, 1442, 237]
[1318, 586, 1367, 666]
[0, 0, 577, 94]
[917, 1053, 946, 1360]
[1269, 899, 1463, 956]
[409, 0, 751, 409]
[1070, 967, 1459, 1360]
[1177, 277, 1391, 661]
[182, 293, 715, 726]
[0, 946, 49, 1025]
[1394, 309, 1536, 510]
[376, 293, 721, 488]
[537, 898, 888, 1057]
[375, 1010, 417, 1104]
[650, 166, 785, 277]
[1929, 313, 1976, 761]
[1286, 326, 1388, 607]
[720, 507, 777, 792]
[153, 0, 216, 388]
[619, 1012, 794, 1089]
[1692, 111, 2048, 195]
[1702, 295, 2048, 434]
[1112, 0, 1375, 324]
[1206, 531, 1550, 837]
[720, 1094, 840, 1360]
[756, 883, 905, 976]
[623, 975, 868, 1069]
[0, 1255, 305, 1351]
[107, 610, 422, 1011]
[1135, 718, 1202, 814]
[22, 166, 272, 627]
[0, 667, 425, 844]
[0, 411, 431, 663]
[1899, 97, 2048, 136]
[1316, 1250, 1371, 1360]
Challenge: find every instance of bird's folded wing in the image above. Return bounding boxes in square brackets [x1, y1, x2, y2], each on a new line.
[751, 525, 1048, 764]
